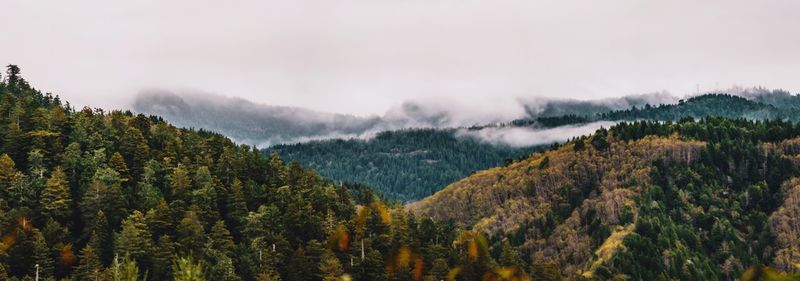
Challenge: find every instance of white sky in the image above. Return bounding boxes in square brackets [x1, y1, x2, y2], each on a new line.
[1, 0, 799, 116]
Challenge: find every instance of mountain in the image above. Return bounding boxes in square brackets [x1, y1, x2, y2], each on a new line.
[276, 93, 792, 203]
[411, 118, 800, 279]
[271, 128, 539, 202]
[513, 92, 800, 129]
[132, 89, 383, 146]
[0, 65, 537, 281]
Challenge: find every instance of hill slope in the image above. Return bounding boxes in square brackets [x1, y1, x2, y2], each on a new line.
[272, 128, 538, 202]
[412, 118, 800, 279]
[0, 65, 536, 281]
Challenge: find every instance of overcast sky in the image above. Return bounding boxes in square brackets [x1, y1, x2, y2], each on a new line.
[1, 0, 799, 116]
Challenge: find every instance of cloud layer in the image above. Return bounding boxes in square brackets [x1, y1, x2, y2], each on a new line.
[2, 0, 800, 116]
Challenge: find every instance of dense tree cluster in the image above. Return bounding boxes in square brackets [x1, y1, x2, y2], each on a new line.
[272, 129, 536, 202]
[0, 66, 539, 280]
[415, 116, 800, 280]
[510, 93, 800, 129]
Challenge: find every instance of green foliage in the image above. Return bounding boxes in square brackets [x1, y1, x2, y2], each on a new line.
[5, 65, 800, 281]
[272, 128, 537, 201]
[173, 256, 206, 281]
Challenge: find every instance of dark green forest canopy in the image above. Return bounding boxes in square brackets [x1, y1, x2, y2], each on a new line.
[270, 129, 538, 202]
[511, 92, 800, 129]
[0, 65, 486, 281]
[1, 65, 800, 280]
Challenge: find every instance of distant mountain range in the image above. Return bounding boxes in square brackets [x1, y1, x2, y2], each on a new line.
[132, 89, 698, 147]
[134, 87, 800, 202]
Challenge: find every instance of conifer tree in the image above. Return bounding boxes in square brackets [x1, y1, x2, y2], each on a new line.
[287, 246, 313, 281]
[119, 127, 149, 183]
[176, 210, 205, 256]
[0, 154, 19, 198]
[173, 256, 206, 281]
[32, 230, 54, 280]
[146, 199, 174, 238]
[318, 249, 344, 281]
[225, 178, 248, 238]
[85, 216, 111, 268]
[75, 245, 103, 281]
[116, 211, 153, 265]
[40, 166, 71, 223]
[109, 152, 130, 184]
[209, 220, 236, 257]
[169, 164, 192, 202]
[152, 235, 177, 281]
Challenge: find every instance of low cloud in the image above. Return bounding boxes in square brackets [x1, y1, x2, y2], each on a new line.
[518, 92, 679, 118]
[456, 121, 619, 147]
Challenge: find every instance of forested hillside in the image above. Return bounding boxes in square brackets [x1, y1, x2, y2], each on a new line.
[271, 129, 536, 202]
[513, 93, 799, 129]
[0, 65, 543, 281]
[412, 117, 800, 279]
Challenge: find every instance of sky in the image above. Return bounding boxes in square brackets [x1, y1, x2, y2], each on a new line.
[1, 0, 799, 117]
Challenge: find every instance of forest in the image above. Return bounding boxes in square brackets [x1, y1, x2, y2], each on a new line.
[510, 93, 800, 129]
[413, 117, 800, 280]
[271, 129, 536, 202]
[0, 66, 538, 280]
[1, 65, 800, 281]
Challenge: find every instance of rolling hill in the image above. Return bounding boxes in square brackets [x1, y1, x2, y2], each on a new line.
[411, 118, 800, 279]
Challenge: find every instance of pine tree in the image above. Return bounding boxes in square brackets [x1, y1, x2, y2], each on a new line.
[116, 211, 153, 265]
[109, 152, 131, 185]
[225, 178, 248, 238]
[208, 251, 241, 281]
[176, 210, 205, 255]
[146, 199, 174, 239]
[152, 235, 177, 281]
[170, 164, 192, 202]
[104, 183, 129, 228]
[75, 245, 103, 281]
[119, 127, 149, 183]
[355, 249, 387, 281]
[0, 154, 19, 198]
[318, 249, 344, 281]
[40, 166, 71, 223]
[209, 220, 236, 257]
[287, 246, 313, 281]
[112, 256, 144, 281]
[173, 256, 206, 281]
[215, 147, 237, 186]
[88, 210, 114, 266]
[32, 229, 54, 280]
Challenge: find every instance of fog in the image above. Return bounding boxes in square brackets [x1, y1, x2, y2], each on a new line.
[2, 0, 800, 117]
[456, 121, 619, 147]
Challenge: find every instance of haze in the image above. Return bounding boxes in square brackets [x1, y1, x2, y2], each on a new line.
[1, 0, 799, 116]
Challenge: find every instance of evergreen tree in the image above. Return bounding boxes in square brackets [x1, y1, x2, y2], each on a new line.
[152, 235, 177, 281]
[173, 256, 206, 281]
[119, 127, 149, 183]
[88, 210, 114, 266]
[209, 220, 236, 257]
[146, 199, 174, 239]
[75, 245, 103, 281]
[40, 166, 71, 223]
[318, 249, 344, 281]
[169, 164, 192, 202]
[225, 178, 248, 238]
[116, 211, 153, 265]
[109, 152, 130, 185]
[176, 211, 205, 255]
[287, 246, 313, 281]
[0, 154, 19, 198]
[32, 229, 54, 280]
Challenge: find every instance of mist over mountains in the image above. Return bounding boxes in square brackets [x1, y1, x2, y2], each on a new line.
[132, 87, 797, 147]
